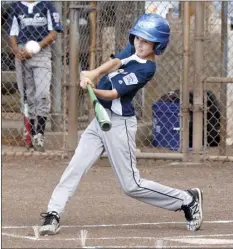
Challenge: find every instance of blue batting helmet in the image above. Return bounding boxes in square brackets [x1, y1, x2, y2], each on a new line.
[129, 13, 170, 55]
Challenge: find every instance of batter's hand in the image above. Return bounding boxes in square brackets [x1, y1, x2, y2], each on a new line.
[80, 77, 94, 90]
[80, 70, 98, 82]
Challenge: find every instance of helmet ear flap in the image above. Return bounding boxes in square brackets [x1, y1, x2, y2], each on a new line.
[154, 43, 168, 55]
[153, 42, 160, 51]
[129, 34, 135, 45]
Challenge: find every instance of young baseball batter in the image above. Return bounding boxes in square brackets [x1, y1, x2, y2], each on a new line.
[8, 0, 63, 152]
[39, 14, 203, 235]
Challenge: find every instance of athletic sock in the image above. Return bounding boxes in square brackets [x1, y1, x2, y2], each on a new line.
[30, 119, 36, 136]
[37, 116, 47, 135]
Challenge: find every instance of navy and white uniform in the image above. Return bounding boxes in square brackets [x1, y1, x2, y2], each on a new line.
[47, 51, 192, 214]
[8, 1, 62, 119]
[97, 54, 155, 116]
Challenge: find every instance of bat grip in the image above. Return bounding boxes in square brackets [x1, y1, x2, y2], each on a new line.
[87, 84, 97, 102]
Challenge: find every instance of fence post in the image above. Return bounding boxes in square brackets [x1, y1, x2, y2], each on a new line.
[51, 2, 62, 132]
[67, 5, 80, 158]
[88, 1, 97, 122]
[219, 1, 228, 155]
[193, 2, 204, 162]
[182, 2, 191, 161]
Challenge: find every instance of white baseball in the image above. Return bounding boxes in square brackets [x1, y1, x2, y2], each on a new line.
[25, 40, 41, 54]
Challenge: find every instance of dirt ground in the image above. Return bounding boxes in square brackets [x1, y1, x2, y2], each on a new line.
[2, 156, 233, 248]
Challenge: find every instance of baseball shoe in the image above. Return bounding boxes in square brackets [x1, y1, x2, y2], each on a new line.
[182, 188, 203, 231]
[32, 135, 38, 150]
[26, 143, 34, 151]
[39, 211, 60, 235]
[33, 133, 45, 152]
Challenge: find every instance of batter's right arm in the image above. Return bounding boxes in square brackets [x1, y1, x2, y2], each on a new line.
[81, 58, 122, 86]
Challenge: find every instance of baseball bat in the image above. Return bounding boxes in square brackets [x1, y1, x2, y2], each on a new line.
[87, 84, 112, 131]
[22, 61, 32, 148]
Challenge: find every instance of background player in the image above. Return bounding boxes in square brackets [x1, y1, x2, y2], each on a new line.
[8, 0, 63, 152]
[39, 14, 203, 235]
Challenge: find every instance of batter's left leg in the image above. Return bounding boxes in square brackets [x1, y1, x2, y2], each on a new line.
[102, 115, 203, 231]
[102, 116, 192, 211]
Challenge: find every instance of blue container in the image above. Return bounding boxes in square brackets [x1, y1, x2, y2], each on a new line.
[152, 101, 180, 151]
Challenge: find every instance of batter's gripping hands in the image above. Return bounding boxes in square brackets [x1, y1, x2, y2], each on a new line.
[80, 71, 96, 89]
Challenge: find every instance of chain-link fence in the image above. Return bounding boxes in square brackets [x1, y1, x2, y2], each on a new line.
[196, 2, 232, 162]
[2, 1, 233, 162]
[202, 2, 233, 160]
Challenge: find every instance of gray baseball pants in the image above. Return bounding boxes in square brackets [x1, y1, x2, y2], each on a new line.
[15, 46, 52, 119]
[47, 110, 192, 215]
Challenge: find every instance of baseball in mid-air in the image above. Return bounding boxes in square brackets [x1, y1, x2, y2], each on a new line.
[25, 40, 41, 54]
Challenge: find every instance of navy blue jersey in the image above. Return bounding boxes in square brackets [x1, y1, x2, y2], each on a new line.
[8, 1, 62, 44]
[97, 54, 156, 116]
